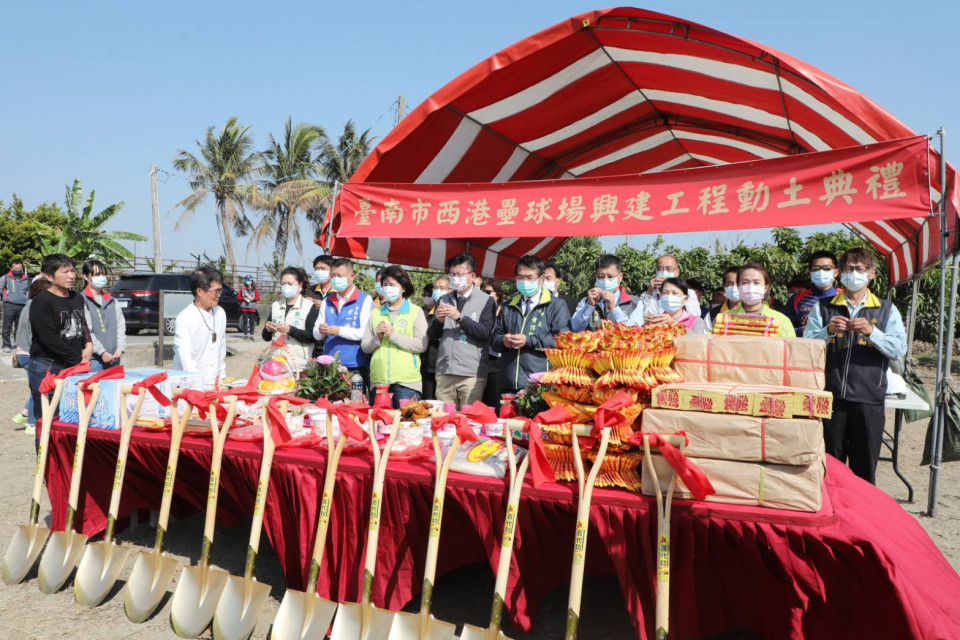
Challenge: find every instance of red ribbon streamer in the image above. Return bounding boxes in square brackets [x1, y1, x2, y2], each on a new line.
[131, 371, 171, 407]
[78, 366, 126, 404]
[510, 416, 555, 488]
[430, 413, 479, 443]
[628, 431, 716, 501]
[265, 394, 309, 444]
[369, 406, 396, 425]
[461, 401, 499, 425]
[314, 398, 369, 442]
[178, 389, 228, 422]
[592, 390, 634, 434]
[39, 362, 93, 394]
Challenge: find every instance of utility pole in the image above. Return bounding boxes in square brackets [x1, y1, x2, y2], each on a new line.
[396, 95, 405, 126]
[150, 164, 162, 272]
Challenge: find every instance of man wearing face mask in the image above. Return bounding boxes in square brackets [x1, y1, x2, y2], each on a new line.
[542, 262, 578, 316]
[492, 255, 571, 394]
[705, 265, 742, 330]
[421, 276, 450, 399]
[785, 251, 840, 335]
[569, 254, 637, 332]
[306, 255, 335, 304]
[1, 259, 30, 353]
[313, 258, 374, 394]
[804, 248, 906, 484]
[427, 254, 497, 408]
[635, 254, 701, 325]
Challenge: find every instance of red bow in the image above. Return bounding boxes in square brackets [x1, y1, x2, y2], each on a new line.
[78, 366, 126, 404]
[430, 413, 479, 443]
[592, 390, 634, 435]
[265, 394, 310, 444]
[628, 431, 716, 502]
[499, 403, 517, 419]
[131, 372, 171, 407]
[461, 401, 498, 425]
[509, 416, 554, 488]
[271, 335, 287, 348]
[39, 362, 92, 394]
[369, 406, 396, 425]
[178, 388, 228, 422]
[314, 398, 369, 442]
[533, 405, 573, 425]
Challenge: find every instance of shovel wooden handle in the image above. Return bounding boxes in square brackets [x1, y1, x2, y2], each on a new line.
[241, 400, 284, 579]
[305, 413, 347, 596]
[488, 441, 531, 638]
[564, 427, 610, 640]
[642, 435, 680, 640]
[30, 380, 65, 525]
[102, 387, 147, 543]
[65, 383, 102, 533]
[198, 396, 238, 568]
[154, 388, 191, 552]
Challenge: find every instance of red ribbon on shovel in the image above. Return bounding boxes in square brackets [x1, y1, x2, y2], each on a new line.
[313, 398, 370, 442]
[77, 366, 126, 403]
[592, 390, 634, 435]
[38, 362, 92, 394]
[461, 401, 499, 425]
[507, 416, 554, 488]
[430, 413, 479, 443]
[131, 371, 171, 407]
[628, 431, 716, 501]
[265, 394, 310, 444]
[178, 389, 229, 422]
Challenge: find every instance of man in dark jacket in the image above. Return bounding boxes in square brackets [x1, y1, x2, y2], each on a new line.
[569, 254, 638, 331]
[1, 259, 30, 352]
[492, 255, 571, 394]
[543, 261, 578, 316]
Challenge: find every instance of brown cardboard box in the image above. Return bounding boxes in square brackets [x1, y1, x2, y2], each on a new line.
[651, 382, 833, 419]
[641, 408, 824, 466]
[642, 453, 825, 512]
[674, 335, 826, 390]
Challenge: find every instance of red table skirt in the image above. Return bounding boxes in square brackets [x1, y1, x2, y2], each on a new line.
[44, 422, 960, 639]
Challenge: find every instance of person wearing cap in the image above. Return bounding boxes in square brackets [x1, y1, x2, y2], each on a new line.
[238, 275, 260, 341]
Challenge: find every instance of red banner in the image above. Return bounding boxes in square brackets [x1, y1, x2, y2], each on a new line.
[338, 136, 931, 238]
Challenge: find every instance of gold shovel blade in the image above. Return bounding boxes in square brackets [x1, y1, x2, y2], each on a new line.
[387, 611, 457, 640]
[74, 540, 133, 607]
[37, 529, 88, 594]
[330, 601, 396, 640]
[2, 523, 50, 585]
[269, 588, 338, 640]
[170, 564, 230, 638]
[212, 575, 271, 640]
[124, 549, 180, 623]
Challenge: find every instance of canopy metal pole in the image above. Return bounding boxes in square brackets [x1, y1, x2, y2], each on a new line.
[905, 276, 921, 371]
[324, 180, 341, 255]
[927, 127, 948, 517]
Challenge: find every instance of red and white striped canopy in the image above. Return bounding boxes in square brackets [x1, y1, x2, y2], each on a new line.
[322, 7, 958, 285]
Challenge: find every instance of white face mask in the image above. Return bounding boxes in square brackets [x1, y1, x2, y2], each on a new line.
[841, 271, 870, 292]
[91, 275, 108, 290]
[724, 285, 741, 302]
[596, 277, 619, 293]
[281, 284, 300, 299]
[449, 275, 469, 292]
[738, 284, 766, 306]
[381, 285, 402, 303]
[543, 280, 557, 293]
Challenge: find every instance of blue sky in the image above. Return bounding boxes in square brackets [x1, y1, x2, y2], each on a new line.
[1, 1, 956, 268]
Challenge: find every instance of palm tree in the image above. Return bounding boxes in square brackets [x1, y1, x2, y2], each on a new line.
[173, 117, 259, 280]
[249, 117, 326, 266]
[35, 179, 147, 263]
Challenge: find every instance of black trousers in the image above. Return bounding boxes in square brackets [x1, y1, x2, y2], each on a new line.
[2, 302, 23, 349]
[240, 310, 257, 335]
[823, 399, 886, 484]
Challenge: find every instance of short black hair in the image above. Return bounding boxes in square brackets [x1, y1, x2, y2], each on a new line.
[41, 253, 75, 277]
[446, 252, 477, 273]
[544, 261, 562, 279]
[380, 265, 414, 298]
[423, 283, 434, 296]
[189, 265, 223, 296]
[375, 267, 385, 281]
[659, 277, 689, 294]
[313, 255, 334, 268]
[280, 266, 306, 286]
[595, 254, 622, 273]
[515, 254, 545, 276]
[723, 265, 740, 279]
[82, 259, 108, 277]
[808, 250, 838, 270]
[331, 258, 354, 273]
[11, 259, 23, 267]
[737, 261, 771, 287]
[686, 278, 703, 294]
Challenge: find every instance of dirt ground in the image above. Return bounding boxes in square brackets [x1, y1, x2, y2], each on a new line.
[0, 340, 957, 639]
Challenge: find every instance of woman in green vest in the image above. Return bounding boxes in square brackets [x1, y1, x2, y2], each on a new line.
[361, 265, 429, 408]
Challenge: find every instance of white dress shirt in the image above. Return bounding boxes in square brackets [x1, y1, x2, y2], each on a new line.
[312, 286, 374, 342]
[173, 303, 227, 388]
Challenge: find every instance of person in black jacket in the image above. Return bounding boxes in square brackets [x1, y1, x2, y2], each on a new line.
[492, 255, 571, 394]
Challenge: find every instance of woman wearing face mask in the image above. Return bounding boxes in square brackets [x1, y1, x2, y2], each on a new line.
[361, 265, 429, 408]
[238, 276, 260, 341]
[651, 278, 706, 334]
[262, 267, 320, 368]
[81, 259, 126, 372]
[728, 261, 796, 337]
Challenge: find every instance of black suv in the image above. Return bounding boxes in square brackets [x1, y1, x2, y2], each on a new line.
[111, 273, 242, 334]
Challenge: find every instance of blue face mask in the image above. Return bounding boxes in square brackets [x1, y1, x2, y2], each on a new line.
[840, 271, 870, 292]
[91, 275, 108, 290]
[281, 284, 300, 299]
[381, 285, 401, 303]
[596, 277, 619, 293]
[313, 269, 330, 284]
[432, 288, 449, 302]
[331, 276, 349, 293]
[660, 294, 684, 313]
[516, 280, 539, 298]
[811, 269, 835, 289]
[724, 285, 740, 303]
[375, 283, 384, 297]
[656, 270, 675, 279]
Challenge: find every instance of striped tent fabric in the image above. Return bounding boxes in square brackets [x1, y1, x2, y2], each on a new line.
[321, 7, 959, 285]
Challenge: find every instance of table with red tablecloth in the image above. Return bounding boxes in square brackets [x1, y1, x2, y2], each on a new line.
[44, 421, 960, 639]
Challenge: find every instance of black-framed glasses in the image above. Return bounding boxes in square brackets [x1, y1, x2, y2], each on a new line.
[811, 265, 836, 272]
[841, 266, 868, 274]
